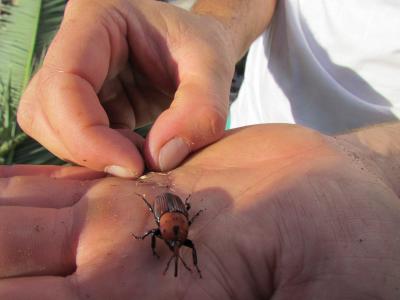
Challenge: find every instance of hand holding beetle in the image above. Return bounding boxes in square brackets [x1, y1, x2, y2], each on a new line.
[0, 124, 399, 299]
[18, 0, 235, 177]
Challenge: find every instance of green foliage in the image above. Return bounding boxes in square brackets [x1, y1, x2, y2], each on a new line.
[0, 77, 27, 164]
[0, 0, 66, 164]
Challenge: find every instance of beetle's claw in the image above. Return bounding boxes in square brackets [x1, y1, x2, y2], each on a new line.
[197, 268, 202, 278]
[131, 233, 141, 240]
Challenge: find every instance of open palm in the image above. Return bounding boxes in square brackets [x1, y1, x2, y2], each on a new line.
[0, 125, 399, 299]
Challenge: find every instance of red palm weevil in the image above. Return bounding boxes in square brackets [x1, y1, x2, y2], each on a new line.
[133, 193, 203, 278]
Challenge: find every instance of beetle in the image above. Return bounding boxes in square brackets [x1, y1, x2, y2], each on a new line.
[133, 192, 203, 278]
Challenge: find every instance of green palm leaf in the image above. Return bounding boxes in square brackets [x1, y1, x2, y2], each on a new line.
[0, 0, 66, 164]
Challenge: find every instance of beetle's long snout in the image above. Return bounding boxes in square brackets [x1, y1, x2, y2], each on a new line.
[174, 254, 179, 277]
[173, 242, 180, 255]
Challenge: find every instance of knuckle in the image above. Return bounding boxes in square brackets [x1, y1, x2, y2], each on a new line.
[17, 71, 51, 136]
[207, 108, 226, 137]
[17, 94, 35, 134]
[198, 104, 227, 142]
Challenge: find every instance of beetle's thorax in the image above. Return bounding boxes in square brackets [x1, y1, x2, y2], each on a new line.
[159, 212, 189, 242]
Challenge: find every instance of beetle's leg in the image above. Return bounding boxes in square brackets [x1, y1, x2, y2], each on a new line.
[184, 194, 192, 211]
[136, 193, 159, 222]
[183, 239, 202, 278]
[151, 229, 161, 258]
[163, 254, 175, 276]
[136, 193, 155, 213]
[132, 228, 157, 240]
[189, 209, 204, 226]
[179, 255, 192, 273]
[132, 228, 161, 258]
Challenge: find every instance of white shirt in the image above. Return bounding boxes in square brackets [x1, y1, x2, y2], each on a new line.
[230, 0, 400, 134]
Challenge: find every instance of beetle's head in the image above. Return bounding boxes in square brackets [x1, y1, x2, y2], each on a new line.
[167, 240, 182, 254]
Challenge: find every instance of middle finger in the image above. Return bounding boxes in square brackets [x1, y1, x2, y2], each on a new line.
[0, 174, 93, 208]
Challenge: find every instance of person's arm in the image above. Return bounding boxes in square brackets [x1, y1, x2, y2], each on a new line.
[192, 0, 277, 60]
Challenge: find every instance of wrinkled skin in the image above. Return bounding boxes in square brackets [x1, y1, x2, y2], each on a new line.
[0, 125, 399, 299]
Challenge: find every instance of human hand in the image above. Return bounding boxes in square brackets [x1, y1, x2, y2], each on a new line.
[18, 0, 235, 177]
[1, 125, 399, 299]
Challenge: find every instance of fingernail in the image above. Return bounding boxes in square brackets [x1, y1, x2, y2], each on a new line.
[158, 137, 190, 171]
[104, 165, 138, 178]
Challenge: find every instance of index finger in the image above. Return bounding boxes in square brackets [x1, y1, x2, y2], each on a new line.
[0, 165, 105, 180]
[19, 1, 143, 178]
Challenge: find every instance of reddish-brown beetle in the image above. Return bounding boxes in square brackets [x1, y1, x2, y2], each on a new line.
[133, 192, 203, 277]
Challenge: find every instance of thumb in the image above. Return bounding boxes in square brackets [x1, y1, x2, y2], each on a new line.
[144, 76, 230, 171]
